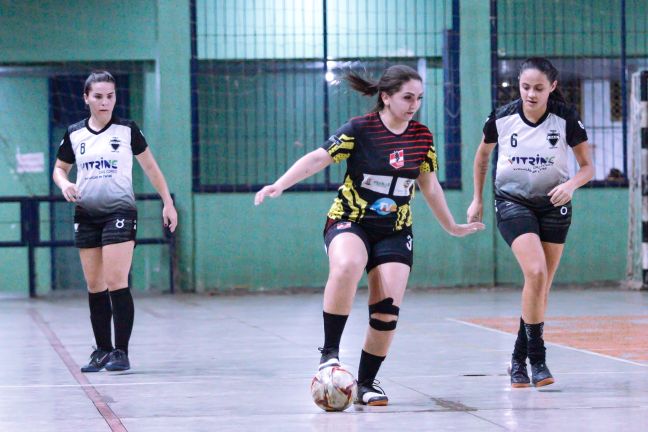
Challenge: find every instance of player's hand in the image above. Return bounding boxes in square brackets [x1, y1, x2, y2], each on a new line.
[254, 184, 284, 205]
[466, 199, 483, 223]
[548, 183, 574, 206]
[62, 183, 80, 203]
[449, 222, 485, 237]
[162, 203, 178, 233]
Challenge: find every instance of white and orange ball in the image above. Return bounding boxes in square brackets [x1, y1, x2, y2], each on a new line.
[310, 365, 357, 411]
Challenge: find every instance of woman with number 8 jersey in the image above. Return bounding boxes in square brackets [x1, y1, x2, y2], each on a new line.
[467, 57, 594, 388]
[52, 71, 178, 372]
[256, 65, 484, 405]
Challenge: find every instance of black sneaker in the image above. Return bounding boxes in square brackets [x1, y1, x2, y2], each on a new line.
[318, 347, 340, 370]
[507, 357, 531, 388]
[80, 348, 112, 373]
[531, 362, 554, 387]
[105, 349, 131, 371]
[355, 380, 388, 406]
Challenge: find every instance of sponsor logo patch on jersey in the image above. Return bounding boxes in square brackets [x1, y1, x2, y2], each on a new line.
[393, 177, 415, 196]
[110, 137, 121, 152]
[361, 174, 415, 197]
[80, 158, 118, 171]
[336, 221, 351, 230]
[369, 198, 397, 216]
[547, 130, 560, 147]
[389, 150, 405, 169]
[361, 174, 392, 194]
[507, 154, 555, 167]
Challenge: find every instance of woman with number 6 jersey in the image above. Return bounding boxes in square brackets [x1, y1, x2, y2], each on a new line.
[52, 71, 178, 372]
[256, 65, 484, 405]
[467, 57, 594, 388]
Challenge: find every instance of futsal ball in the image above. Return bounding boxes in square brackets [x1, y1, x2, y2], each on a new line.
[310, 365, 358, 411]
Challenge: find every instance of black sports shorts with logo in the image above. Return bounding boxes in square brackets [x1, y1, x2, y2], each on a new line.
[495, 199, 571, 246]
[74, 208, 137, 248]
[323, 218, 413, 272]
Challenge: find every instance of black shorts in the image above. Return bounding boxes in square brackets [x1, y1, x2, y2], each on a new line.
[323, 218, 413, 272]
[495, 199, 571, 246]
[74, 211, 137, 249]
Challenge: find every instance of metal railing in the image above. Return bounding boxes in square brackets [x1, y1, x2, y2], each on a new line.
[0, 194, 176, 297]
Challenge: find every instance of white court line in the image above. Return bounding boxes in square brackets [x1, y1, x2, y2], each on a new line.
[0, 380, 205, 389]
[447, 317, 648, 368]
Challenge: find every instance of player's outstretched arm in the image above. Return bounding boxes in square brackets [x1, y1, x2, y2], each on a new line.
[135, 148, 178, 233]
[417, 170, 485, 237]
[255, 148, 333, 205]
[467, 137, 495, 223]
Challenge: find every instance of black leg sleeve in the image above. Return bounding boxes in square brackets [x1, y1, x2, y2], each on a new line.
[88, 290, 113, 352]
[110, 287, 134, 354]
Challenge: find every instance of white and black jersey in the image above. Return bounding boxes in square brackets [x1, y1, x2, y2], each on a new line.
[56, 116, 148, 217]
[483, 99, 588, 207]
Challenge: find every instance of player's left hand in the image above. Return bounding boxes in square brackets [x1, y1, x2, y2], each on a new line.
[449, 222, 486, 237]
[548, 183, 575, 206]
[163, 203, 178, 233]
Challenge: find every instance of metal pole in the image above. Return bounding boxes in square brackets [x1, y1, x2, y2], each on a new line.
[322, 0, 330, 187]
[621, 0, 628, 178]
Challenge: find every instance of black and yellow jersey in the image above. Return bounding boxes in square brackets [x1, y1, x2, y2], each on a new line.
[321, 112, 437, 233]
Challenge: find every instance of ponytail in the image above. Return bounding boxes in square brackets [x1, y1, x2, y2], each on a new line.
[548, 87, 566, 103]
[344, 65, 422, 113]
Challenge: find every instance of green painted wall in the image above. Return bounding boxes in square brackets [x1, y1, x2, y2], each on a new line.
[0, 77, 51, 292]
[495, 188, 628, 284]
[193, 192, 491, 291]
[0, 0, 157, 62]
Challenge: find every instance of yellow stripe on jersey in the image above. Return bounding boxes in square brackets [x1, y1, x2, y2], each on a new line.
[327, 175, 367, 221]
[327, 197, 345, 220]
[395, 204, 413, 230]
[340, 176, 367, 221]
[326, 134, 355, 163]
[420, 145, 438, 173]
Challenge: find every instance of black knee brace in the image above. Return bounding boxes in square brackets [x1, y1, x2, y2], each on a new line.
[368, 297, 400, 331]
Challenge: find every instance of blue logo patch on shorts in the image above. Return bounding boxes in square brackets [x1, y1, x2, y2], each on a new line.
[370, 198, 397, 216]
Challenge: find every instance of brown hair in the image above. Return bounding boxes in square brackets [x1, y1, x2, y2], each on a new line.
[344, 65, 422, 112]
[84, 70, 116, 95]
[518, 57, 566, 103]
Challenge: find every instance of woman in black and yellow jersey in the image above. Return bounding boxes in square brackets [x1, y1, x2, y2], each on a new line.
[255, 65, 484, 406]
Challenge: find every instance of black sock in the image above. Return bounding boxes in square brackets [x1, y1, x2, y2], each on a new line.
[524, 322, 546, 365]
[110, 287, 134, 354]
[322, 311, 348, 352]
[512, 317, 527, 361]
[357, 350, 386, 385]
[88, 290, 113, 352]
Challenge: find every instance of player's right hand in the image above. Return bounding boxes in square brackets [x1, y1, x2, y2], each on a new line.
[466, 199, 483, 223]
[254, 184, 283, 205]
[449, 222, 486, 237]
[62, 183, 80, 203]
